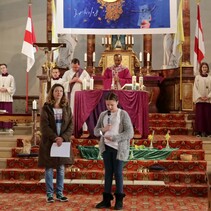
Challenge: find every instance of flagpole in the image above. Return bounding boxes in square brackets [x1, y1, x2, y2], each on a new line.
[25, 70, 29, 113]
[25, 0, 31, 113]
[25, 0, 32, 113]
[179, 59, 183, 102]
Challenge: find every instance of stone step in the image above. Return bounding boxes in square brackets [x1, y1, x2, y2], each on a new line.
[0, 147, 12, 158]
[13, 125, 33, 135]
[205, 150, 211, 161]
[203, 139, 211, 151]
[0, 140, 17, 148]
[0, 158, 7, 169]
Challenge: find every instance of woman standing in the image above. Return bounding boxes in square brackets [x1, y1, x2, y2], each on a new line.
[94, 92, 134, 210]
[38, 83, 74, 203]
[193, 62, 211, 137]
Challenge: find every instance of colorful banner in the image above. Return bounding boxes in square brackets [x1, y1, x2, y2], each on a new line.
[56, 0, 177, 34]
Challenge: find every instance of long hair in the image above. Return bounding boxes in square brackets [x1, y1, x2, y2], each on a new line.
[46, 83, 68, 107]
[199, 62, 209, 75]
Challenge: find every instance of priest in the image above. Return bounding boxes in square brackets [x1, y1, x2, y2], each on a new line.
[103, 54, 132, 90]
[62, 58, 90, 114]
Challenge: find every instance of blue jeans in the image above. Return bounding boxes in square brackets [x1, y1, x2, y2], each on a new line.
[45, 165, 65, 197]
[103, 145, 124, 194]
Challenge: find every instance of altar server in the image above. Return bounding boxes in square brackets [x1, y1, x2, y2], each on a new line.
[193, 62, 211, 137]
[0, 63, 16, 130]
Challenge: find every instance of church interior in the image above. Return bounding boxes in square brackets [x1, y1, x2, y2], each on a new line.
[0, 0, 211, 210]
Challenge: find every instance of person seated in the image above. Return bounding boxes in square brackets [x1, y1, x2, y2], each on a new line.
[103, 54, 132, 90]
[51, 67, 63, 87]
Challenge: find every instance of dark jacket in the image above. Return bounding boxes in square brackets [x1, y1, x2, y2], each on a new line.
[38, 103, 74, 168]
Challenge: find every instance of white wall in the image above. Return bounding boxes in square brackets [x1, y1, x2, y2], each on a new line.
[0, 0, 210, 96]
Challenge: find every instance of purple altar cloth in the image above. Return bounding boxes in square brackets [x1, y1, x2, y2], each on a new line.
[74, 90, 149, 138]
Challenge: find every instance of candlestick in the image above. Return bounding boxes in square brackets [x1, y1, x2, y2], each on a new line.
[84, 53, 87, 62]
[90, 77, 94, 90]
[139, 52, 142, 62]
[93, 52, 96, 62]
[147, 53, 150, 62]
[102, 37, 105, 45]
[32, 100, 37, 110]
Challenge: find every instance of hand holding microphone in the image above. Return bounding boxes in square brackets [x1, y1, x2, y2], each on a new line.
[107, 110, 111, 125]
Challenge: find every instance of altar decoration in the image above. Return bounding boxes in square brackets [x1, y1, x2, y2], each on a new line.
[165, 130, 171, 149]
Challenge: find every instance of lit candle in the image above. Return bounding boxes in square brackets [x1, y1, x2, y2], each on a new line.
[82, 79, 87, 90]
[132, 36, 134, 45]
[102, 37, 104, 45]
[128, 36, 131, 44]
[90, 77, 94, 90]
[105, 37, 108, 45]
[125, 36, 127, 45]
[147, 53, 150, 62]
[108, 37, 111, 44]
[84, 53, 87, 62]
[32, 100, 37, 110]
[93, 52, 96, 62]
[139, 52, 142, 62]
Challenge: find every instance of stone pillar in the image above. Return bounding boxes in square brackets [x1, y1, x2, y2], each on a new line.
[87, 35, 95, 75]
[47, 0, 52, 49]
[143, 34, 152, 67]
[182, 0, 190, 65]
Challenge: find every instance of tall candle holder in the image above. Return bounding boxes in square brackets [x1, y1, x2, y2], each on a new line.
[102, 36, 112, 50]
[139, 61, 143, 76]
[92, 62, 96, 76]
[146, 61, 151, 76]
[125, 35, 134, 50]
[32, 108, 38, 147]
[84, 61, 87, 70]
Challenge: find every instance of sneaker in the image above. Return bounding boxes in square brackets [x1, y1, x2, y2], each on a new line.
[46, 196, 54, 203]
[56, 195, 68, 202]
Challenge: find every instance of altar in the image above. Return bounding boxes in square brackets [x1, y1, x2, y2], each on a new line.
[74, 90, 149, 138]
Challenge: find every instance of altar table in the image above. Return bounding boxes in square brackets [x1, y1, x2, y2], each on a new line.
[74, 90, 149, 138]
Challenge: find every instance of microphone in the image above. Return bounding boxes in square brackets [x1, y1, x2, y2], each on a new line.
[107, 110, 111, 125]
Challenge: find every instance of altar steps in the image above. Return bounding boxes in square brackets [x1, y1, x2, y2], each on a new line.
[1, 168, 206, 184]
[0, 135, 208, 197]
[149, 113, 192, 135]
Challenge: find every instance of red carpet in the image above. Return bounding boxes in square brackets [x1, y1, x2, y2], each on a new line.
[0, 192, 207, 211]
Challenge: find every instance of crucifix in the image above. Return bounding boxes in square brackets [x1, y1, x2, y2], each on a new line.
[34, 0, 66, 93]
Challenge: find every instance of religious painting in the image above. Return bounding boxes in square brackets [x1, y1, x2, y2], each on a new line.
[56, 0, 177, 34]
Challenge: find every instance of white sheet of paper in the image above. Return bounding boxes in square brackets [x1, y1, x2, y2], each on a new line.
[50, 142, 71, 157]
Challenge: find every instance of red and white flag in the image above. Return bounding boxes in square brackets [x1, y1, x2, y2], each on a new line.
[194, 4, 205, 75]
[21, 4, 37, 72]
